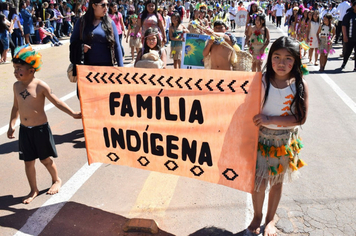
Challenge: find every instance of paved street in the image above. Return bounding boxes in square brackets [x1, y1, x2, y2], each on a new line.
[0, 18, 356, 236]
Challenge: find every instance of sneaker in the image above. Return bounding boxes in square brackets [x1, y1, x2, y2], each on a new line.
[58, 42, 63, 45]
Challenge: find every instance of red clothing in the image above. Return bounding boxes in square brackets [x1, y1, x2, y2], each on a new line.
[38, 27, 47, 41]
[109, 13, 123, 35]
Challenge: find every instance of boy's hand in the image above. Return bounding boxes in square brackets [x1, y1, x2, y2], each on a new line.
[253, 114, 270, 127]
[72, 112, 82, 119]
[7, 126, 15, 139]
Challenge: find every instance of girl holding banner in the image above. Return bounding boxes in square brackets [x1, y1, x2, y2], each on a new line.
[249, 37, 309, 236]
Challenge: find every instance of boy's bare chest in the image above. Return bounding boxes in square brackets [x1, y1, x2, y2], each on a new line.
[16, 85, 42, 106]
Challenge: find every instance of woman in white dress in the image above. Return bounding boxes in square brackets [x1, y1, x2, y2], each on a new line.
[307, 10, 320, 65]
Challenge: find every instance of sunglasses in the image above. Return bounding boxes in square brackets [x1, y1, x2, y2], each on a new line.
[95, 3, 109, 8]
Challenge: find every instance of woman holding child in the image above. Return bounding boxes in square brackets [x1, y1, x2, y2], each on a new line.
[135, 0, 166, 45]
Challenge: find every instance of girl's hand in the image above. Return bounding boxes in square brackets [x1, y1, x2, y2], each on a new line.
[83, 44, 91, 53]
[253, 114, 270, 127]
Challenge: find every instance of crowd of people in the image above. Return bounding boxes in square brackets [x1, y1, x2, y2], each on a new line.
[2, 1, 356, 236]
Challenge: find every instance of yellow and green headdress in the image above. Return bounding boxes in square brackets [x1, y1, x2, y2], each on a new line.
[13, 45, 42, 72]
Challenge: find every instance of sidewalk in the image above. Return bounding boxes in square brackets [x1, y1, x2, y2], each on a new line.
[3, 38, 70, 63]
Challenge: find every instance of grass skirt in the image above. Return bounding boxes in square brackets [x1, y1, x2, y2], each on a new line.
[255, 126, 306, 192]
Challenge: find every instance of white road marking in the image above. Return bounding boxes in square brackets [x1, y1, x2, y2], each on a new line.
[0, 91, 76, 136]
[14, 163, 102, 236]
[320, 73, 356, 114]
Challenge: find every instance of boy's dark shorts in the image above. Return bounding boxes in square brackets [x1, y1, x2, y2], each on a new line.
[19, 123, 58, 162]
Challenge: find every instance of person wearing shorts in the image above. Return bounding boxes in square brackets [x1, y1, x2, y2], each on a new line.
[7, 45, 81, 204]
[19, 123, 58, 161]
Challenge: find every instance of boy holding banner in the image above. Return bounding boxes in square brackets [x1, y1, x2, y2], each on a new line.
[7, 45, 82, 204]
[202, 20, 237, 70]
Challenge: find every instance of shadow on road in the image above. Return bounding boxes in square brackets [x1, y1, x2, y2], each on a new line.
[0, 200, 175, 236]
[189, 226, 246, 236]
[53, 129, 85, 149]
[0, 129, 85, 156]
[0, 139, 17, 155]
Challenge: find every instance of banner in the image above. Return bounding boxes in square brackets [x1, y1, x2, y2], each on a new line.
[181, 33, 210, 69]
[236, 10, 248, 27]
[77, 66, 262, 193]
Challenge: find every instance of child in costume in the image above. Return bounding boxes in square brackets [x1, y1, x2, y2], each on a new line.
[126, 14, 142, 63]
[307, 10, 320, 65]
[248, 36, 309, 236]
[246, 13, 270, 72]
[7, 45, 81, 204]
[135, 27, 166, 68]
[288, 7, 300, 39]
[203, 20, 244, 71]
[169, 12, 189, 69]
[317, 14, 335, 72]
[298, 9, 310, 58]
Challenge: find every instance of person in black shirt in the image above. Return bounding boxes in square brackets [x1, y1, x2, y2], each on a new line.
[340, 1, 356, 71]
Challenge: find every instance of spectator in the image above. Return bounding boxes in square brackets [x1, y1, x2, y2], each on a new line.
[54, 4, 65, 38]
[64, 7, 74, 36]
[1, 2, 10, 18]
[175, 0, 185, 21]
[335, 0, 351, 44]
[274, 0, 284, 28]
[47, 4, 57, 34]
[137, 0, 144, 14]
[20, 1, 34, 45]
[340, 1, 356, 71]
[38, 21, 62, 46]
[229, 1, 237, 32]
[0, 13, 10, 63]
[9, 6, 23, 48]
[185, 0, 191, 19]
[109, 2, 126, 56]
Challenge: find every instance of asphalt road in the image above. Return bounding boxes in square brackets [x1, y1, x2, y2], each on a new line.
[0, 17, 355, 236]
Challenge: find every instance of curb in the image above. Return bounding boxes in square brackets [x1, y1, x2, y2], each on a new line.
[5, 39, 70, 60]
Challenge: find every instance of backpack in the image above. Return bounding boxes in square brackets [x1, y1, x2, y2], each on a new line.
[176, 5, 183, 17]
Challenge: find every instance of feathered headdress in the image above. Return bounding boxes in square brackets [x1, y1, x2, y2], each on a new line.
[14, 44, 42, 71]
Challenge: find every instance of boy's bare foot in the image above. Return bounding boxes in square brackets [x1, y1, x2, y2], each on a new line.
[23, 190, 39, 204]
[264, 220, 277, 236]
[47, 178, 62, 195]
[247, 216, 262, 235]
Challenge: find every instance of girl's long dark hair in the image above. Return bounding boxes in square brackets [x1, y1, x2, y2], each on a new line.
[263, 36, 306, 124]
[8, 6, 17, 21]
[142, 27, 162, 56]
[109, 2, 118, 17]
[0, 13, 9, 32]
[323, 13, 333, 33]
[141, 0, 159, 25]
[256, 13, 266, 43]
[83, 0, 115, 47]
[301, 10, 309, 24]
[311, 10, 320, 23]
[171, 12, 181, 27]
